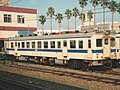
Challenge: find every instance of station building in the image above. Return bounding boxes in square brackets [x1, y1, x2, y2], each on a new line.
[0, 4, 37, 51]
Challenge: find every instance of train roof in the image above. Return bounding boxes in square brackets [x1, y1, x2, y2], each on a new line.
[5, 30, 115, 41]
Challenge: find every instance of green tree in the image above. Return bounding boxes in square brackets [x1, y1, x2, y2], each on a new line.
[99, 0, 109, 31]
[79, 13, 85, 31]
[117, 2, 120, 14]
[65, 9, 72, 32]
[55, 13, 63, 32]
[90, 0, 100, 29]
[108, 0, 117, 30]
[46, 7, 55, 33]
[79, 0, 88, 32]
[39, 15, 46, 34]
[87, 11, 93, 31]
[73, 7, 79, 31]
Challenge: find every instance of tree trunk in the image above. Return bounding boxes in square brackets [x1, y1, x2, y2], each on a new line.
[112, 12, 114, 31]
[42, 24, 44, 34]
[50, 17, 52, 33]
[103, 7, 105, 31]
[59, 23, 60, 32]
[75, 17, 76, 31]
[94, 6, 96, 30]
[68, 19, 70, 32]
[82, 7, 84, 32]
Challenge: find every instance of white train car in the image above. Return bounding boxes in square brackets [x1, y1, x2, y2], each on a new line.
[114, 33, 120, 67]
[4, 30, 117, 69]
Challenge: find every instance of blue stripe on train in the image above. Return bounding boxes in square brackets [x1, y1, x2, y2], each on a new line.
[6, 48, 116, 53]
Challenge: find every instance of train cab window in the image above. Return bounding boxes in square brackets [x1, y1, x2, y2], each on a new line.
[11, 42, 14, 48]
[63, 40, 67, 47]
[96, 39, 102, 47]
[70, 40, 76, 48]
[22, 42, 25, 48]
[18, 42, 20, 48]
[51, 41, 55, 48]
[79, 40, 83, 48]
[88, 40, 91, 48]
[110, 38, 115, 47]
[57, 41, 61, 48]
[44, 41, 48, 48]
[37, 41, 41, 48]
[32, 42, 35, 48]
[26, 42, 30, 48]
[105, 38, 108, 45]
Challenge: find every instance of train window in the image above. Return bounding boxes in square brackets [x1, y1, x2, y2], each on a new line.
[26, 42, 30, 48]
[32, 42, 35, 48]
[37, 41, 41, 48]
[88, 40, 91, 48]
[63, 40, 67, 47]
[110, 38, 115, 47]
[57, 41, 61, 48]
[79, 40, 83, 48]
[51, 41, 55, 48]
[11, 42, 14, 48]
[44, 41, 48, 48]
[18, 42, 20, 48]
[15, 42, 17, 47]
[22, 42, 25, 48]
[105, 38, 108, 45]
[70, 40, 76, 48]
[96, 39, 102, 47]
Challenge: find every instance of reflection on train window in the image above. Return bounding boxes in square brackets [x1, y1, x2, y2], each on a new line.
[88, 40, 91, 48]
[22, 42, 25, 48]
[105, 38, 108, 45]
[32, 42, 35, 48]
[110, 38, 115, 47]
[63, 40, 67, 47]
[44, 41, 48, 48]
[26, 42, 30, 48]
[57, 41, 61, 48]
[79, 40, 83, 48]
[37, 41, 41, 48]
[51, 41, 55, 48]
[11, 42, 14, 48]
[70, 40, 76, 48]
[18, 42, 20, 48]
[96, 39, 102, 47]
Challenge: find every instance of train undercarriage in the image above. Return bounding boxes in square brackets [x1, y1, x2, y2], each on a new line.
[0, 53, 119, 71]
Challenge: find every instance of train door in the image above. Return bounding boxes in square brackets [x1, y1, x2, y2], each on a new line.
[87, 40, 92, 59]
[103, 37, 111, 58]
[62, 40, 68, 58]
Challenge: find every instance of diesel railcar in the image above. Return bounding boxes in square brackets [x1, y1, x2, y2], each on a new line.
[3, 30, 117, 69]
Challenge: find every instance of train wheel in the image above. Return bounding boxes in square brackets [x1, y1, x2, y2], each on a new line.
[80, 61, 90, 71]
[112, 60, 120, 68]
[103, 60, 112, 68]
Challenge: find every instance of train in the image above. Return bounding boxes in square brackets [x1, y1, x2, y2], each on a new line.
[0, 30, 120, 70]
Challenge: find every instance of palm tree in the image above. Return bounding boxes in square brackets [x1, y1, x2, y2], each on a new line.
[79, 13, 85, 31]
[79, 0, 88, 32]
[46, 7, 55, 33]
[117, 2, 120, 15]
[55, 13, 63, 32]
[90, 0, 100, 30]
[87, 11, 93, 31]
[65, 9, 72, 32]
[39, 15, 46, 34]
[73, 7, 79, 31]
[99, 0, 109, 31]
[108, 0, 117, 30]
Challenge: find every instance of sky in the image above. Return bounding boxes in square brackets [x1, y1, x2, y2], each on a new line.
[10, 0, 120, 31]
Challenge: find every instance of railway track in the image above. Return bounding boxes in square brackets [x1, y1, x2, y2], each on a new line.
[8, 64, 120, 86]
